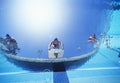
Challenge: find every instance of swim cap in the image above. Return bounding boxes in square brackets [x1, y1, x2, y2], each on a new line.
[6, 34, 10, 37]
[54, 38, 58, 41]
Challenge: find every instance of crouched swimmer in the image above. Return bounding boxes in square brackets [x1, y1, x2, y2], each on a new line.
[5, 34, 20, 55]
[48, 38, 64, 58]
[48, 38, 64, 50]
[88, 33, 97, 43]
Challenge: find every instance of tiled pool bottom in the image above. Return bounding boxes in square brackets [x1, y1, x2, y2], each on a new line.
[68, 76, 120, 83]
[0, 37, 120, 83]
[0, 73, 120, 83]
[0, 68, 120, 83]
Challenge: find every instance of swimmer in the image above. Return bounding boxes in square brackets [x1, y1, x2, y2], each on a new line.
[4, 34, 20, 55]
[88, 33, 97, 43]
[48, 38, 64, 50]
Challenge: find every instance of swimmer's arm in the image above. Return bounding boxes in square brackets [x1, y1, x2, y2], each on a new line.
[60, 41, 64, 50]
[48, 42, 53, 50]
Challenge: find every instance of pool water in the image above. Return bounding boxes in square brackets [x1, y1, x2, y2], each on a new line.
[0, 0, 110, 58]
[0, 0, 120, 83]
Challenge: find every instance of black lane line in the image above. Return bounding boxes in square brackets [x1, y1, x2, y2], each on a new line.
[53, 62, 69, 83]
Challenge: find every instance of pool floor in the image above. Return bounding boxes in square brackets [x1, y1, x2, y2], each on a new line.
[0, 36, 120, 83]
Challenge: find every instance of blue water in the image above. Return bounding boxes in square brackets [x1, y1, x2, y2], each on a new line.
[0, 0, 120, 83]
[0, 0, 110, 58]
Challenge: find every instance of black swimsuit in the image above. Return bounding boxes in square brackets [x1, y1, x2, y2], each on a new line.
[53, 41, 59, 49]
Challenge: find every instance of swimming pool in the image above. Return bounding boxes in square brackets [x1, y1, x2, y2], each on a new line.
[0, 0, 110, 58]
[0, 0, 120, 83]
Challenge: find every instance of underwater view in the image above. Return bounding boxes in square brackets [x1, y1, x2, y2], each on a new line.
[0, 0, 120, 83]
[0, 0, 111, 58]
